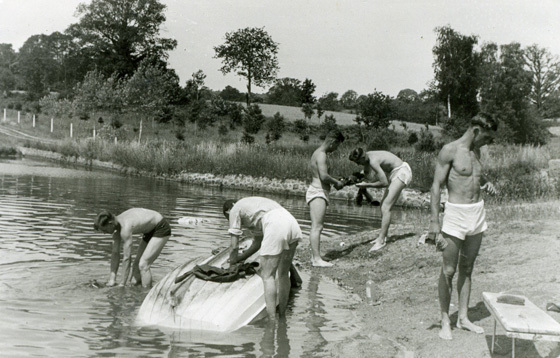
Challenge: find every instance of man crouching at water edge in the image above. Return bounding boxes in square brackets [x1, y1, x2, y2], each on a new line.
[223, 197, 301, 321]
[94, 208, 171, 288]
[349, 148, 412, 252]
[427, 113, 498, 340]
[308, 129, 346, 267]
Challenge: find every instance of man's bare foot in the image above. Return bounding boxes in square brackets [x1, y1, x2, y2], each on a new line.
[439, 320, 453, 340]
[457, 318, 484, 334]
[311, 258, 333, 267]
[369, 239, 386, 252]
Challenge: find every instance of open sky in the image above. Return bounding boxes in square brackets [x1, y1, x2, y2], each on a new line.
[1, 0, 559, 97]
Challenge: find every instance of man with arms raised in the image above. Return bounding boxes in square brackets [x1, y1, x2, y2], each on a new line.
[94, 208, 171, 288]
[223, 197, 301, 321]
[349, 148, 412, 251]
[307, 130, 346, 267]
[427, 113, 498, 340]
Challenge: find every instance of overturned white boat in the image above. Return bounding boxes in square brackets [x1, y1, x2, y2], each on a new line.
[136, 242, 301, 332]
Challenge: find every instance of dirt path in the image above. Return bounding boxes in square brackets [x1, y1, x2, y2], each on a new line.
[295, 201, 560, 357]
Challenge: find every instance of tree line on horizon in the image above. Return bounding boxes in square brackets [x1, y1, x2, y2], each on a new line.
[0, 0, 556, 146]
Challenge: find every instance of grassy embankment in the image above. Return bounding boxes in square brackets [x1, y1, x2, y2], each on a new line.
[1, 106, 558, 202]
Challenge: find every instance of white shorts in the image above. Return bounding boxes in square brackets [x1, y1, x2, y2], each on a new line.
[306, 185, 330, 206]
[260, 208, 302, 256]
[389, 162, 412, 186]
[441, 200, 487, 240]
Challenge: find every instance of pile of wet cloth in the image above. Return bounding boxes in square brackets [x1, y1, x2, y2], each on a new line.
[174, 262, 260, 284]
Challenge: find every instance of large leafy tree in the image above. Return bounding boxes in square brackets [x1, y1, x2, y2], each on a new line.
[479, 42, 548, 144]
[69, 0, 177, 78]
[340, 90, 358, 110]
[266, 77, 302, 106]
[355, 91, 392, 129]
[433, 26, 481, 119]
[524, 44, 560, 116]
[214, 27, 279, 106]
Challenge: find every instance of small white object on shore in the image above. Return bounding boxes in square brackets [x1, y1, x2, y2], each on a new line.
[178, 217, 211, 226]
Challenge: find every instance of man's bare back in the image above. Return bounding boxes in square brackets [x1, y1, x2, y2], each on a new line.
[116, 208, 164, 237]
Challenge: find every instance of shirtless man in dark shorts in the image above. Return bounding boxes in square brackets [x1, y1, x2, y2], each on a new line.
[349, 148, 412, 251]
[427, 113, 498, 340]
[94, 208, 171, 288]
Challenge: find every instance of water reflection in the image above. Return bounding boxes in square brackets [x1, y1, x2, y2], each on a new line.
[0, 158, 370, 357]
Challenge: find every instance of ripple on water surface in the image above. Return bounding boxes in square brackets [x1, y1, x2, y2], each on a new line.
[0, 158, 376, 357]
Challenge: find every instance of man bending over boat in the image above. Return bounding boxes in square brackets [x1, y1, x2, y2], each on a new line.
[94, 208, 171, 288]
[349, 148, 412, 252]
[223, 197, 301, 321]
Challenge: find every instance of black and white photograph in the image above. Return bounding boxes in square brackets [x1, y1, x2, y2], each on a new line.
[0, 0, 559, 357]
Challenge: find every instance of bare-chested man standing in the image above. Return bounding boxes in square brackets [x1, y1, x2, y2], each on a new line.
[307, 130, 345, 267]
[94, 208, 171, 288]
[349, 148, 412, 251]
[427, 113, 498, 340]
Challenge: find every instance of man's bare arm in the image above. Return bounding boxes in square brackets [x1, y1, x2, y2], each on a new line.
[119, 229, 133, 286]
[356, 161, 388, 188]
[317, 152, 344, 189]
[428, 145, 454, 239]
[236, 234, 263, 263]
[108, 232, 121, 286]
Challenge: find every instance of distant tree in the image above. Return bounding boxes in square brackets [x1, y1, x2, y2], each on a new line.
[219, 85, 245, 102]
[214, 27, 279, 106]
[480, 42, 549, 145]
[524, 44, 560, 116]
[73, 70, 123, 119]
[241, 104, 265, 143]
[396, 88, 419, 102]
[0, 68, 16, 93]
[69, 0, 177, 78]
[317, 92, 340, 111]
[355, 91, 392, 129]
[340, 90, 358, 109]
[122, 60, 180, 121]
[301, 103, 314, 120]
[293, 119, 310, 142]
[183, 70, 208, 102]
[265, 112, 286, 142]
[266, 77, 302, 106]
[315, 102, 324, 120]
[319, 114, 338, 139]
[300, 78, 316, 105]
[433, 25, 481, 118]
[0, 44, 16, 68]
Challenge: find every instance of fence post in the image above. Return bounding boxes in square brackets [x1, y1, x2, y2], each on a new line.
[139, 118, 143, 142]
[114, 136, 117, 145]
[17, 111, 20, 123]
[93, 124, 96, 140]
[50, 118, 53, 133]
[33, 114, 35, 127]
[70, 123, 73, 138]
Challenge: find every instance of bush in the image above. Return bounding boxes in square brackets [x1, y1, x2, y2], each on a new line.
[227, 102, 244, 129]
[14, 103, 22, 111]
[408, 131, 419, 145]
[415, 129, 440, 152]
[218, 122, 229, 136]
[265, 112, 286, 142]
[241, 132, 255, 144]
[293, 119, 310, 142]
[111, 118, 123, 129]
[319, 114, 338, 140]
[243, 104, 265, 134]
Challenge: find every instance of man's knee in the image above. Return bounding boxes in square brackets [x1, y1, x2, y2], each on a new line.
[381, 201, 393, 214]
[458, 261, 474, 277]
[442, 265, 456, 279]
[310, 222, 324, 232]
[138, 258, 151, 272]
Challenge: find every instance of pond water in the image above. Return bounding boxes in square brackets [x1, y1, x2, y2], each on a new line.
[0, 157, 385, 357]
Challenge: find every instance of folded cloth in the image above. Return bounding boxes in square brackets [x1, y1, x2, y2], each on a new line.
[175, 262, 260, 284]
[497, 294, 526, 306]
[547, 302, 560, 313]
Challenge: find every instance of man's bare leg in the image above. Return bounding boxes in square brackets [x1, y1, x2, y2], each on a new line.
[438, 233, 462, 340]
[133, 240, 147, 286]
[309, 198, 332, 267]
[138, 236, 169, 288]
[456, 233, 484, 334]
[370, 180, 405, 252]
[277, 242, 298, 316]
[260, 254, 281, 321]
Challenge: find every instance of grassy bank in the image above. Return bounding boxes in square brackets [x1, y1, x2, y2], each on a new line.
[23, 134, 559, 202]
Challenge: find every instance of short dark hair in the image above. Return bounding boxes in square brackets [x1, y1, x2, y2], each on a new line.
[349, 147, 365, 162]
[94, 210, 113, 230]
[222, 199, 237, 219]
[471, 113, 498, 131]
[326, 129, 345, 143]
